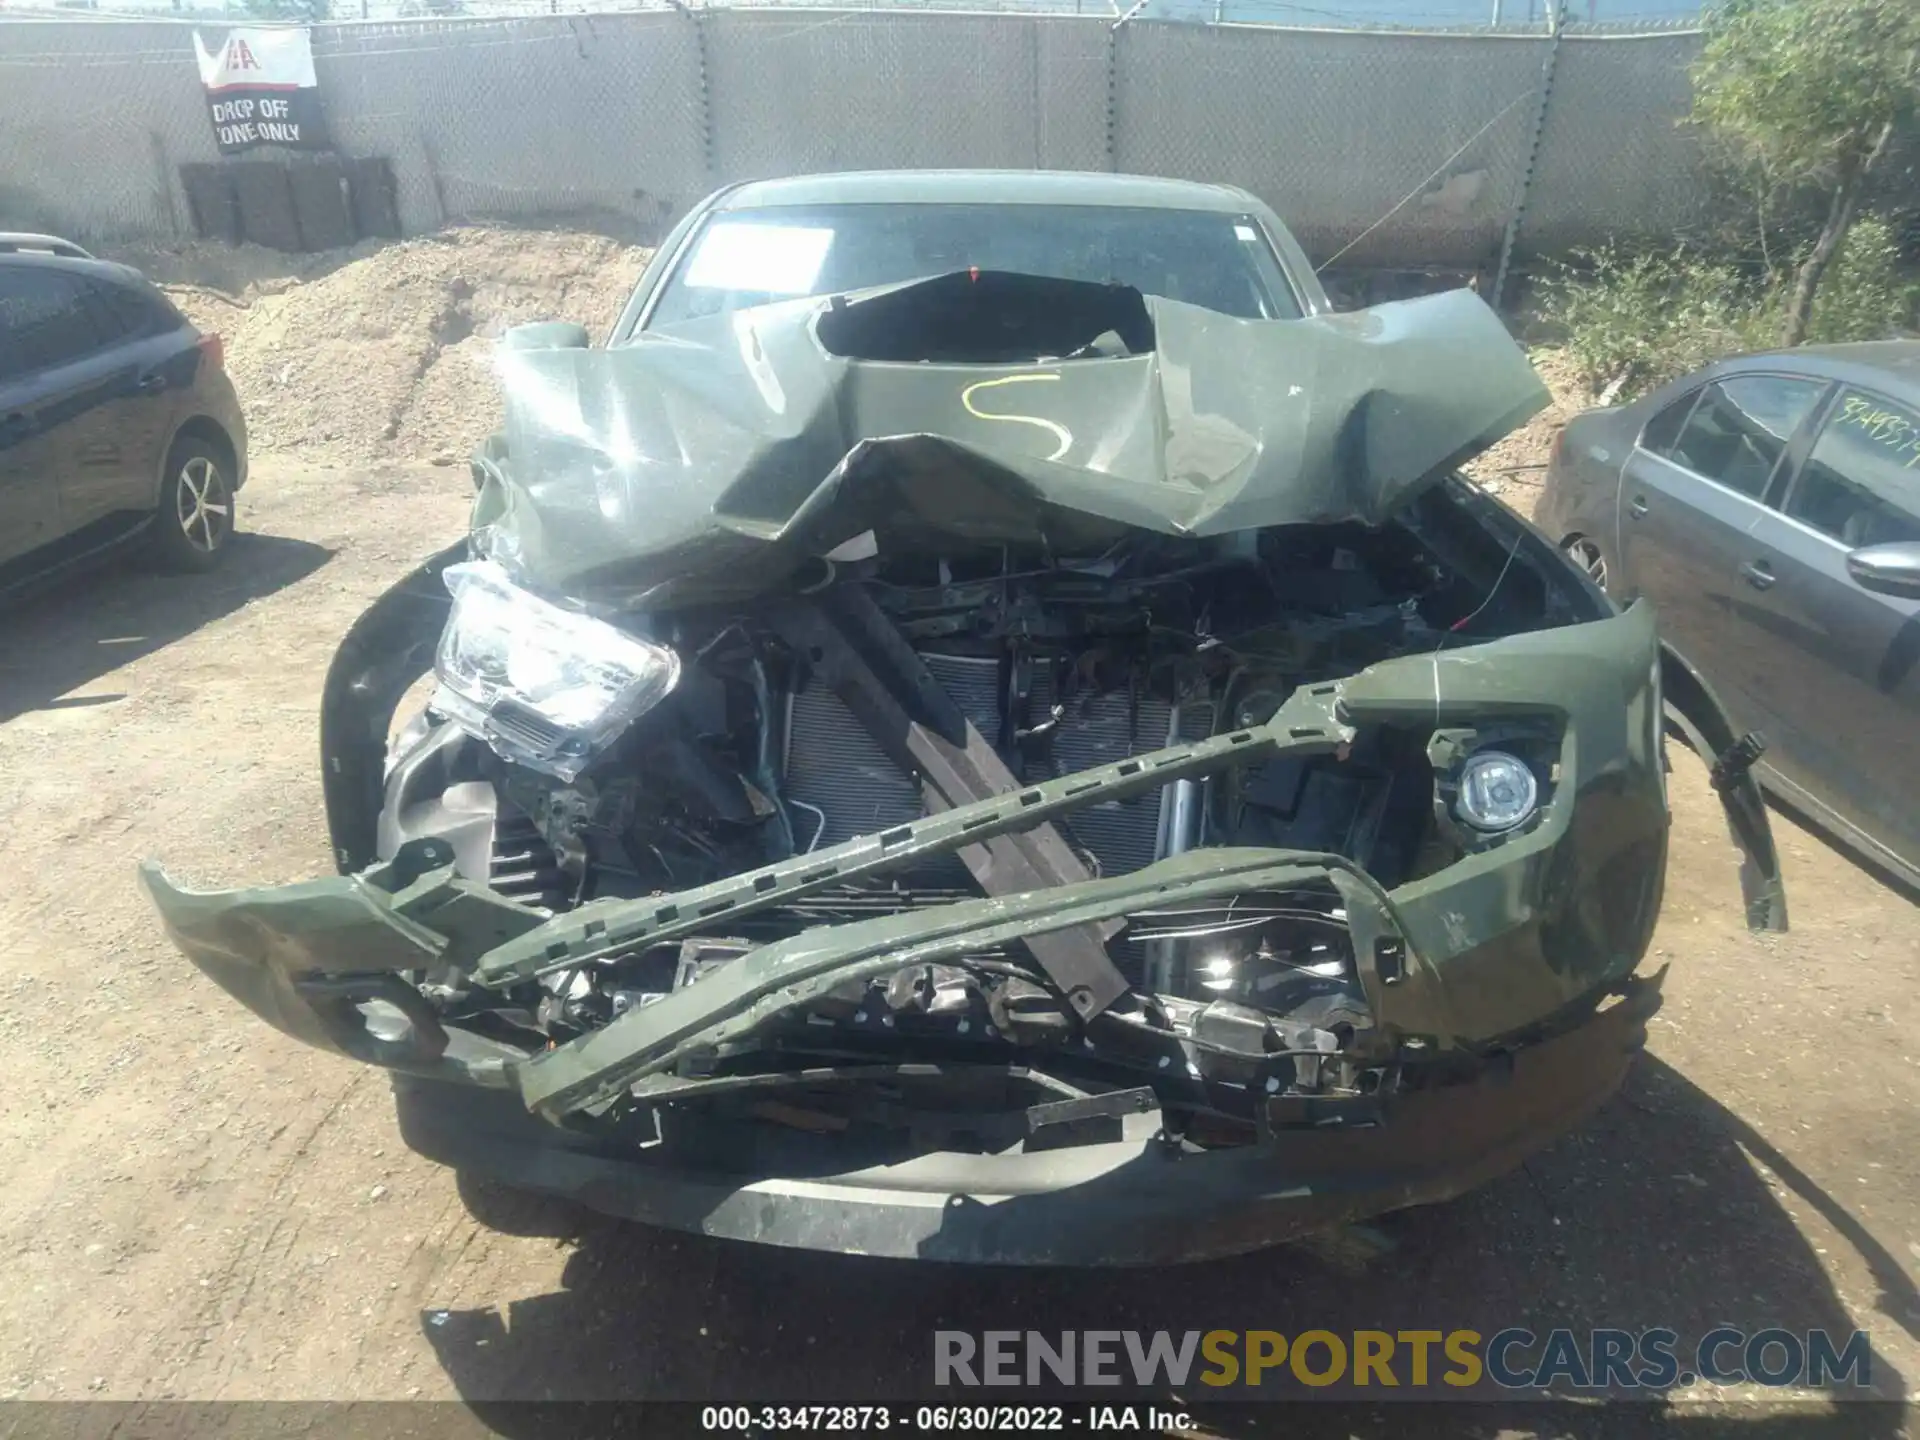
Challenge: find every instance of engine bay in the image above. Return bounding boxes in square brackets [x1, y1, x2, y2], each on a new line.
[377, 483, 1590, 1147]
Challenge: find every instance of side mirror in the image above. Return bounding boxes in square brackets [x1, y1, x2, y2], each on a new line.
[499, 321, 590, 352]
[1844, 541, 1920, 599]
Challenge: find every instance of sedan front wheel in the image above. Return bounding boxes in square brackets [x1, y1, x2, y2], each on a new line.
[1564, 535, 1609, 594]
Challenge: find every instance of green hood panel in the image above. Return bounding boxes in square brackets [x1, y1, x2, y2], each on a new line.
[478, 277, 1547, 606]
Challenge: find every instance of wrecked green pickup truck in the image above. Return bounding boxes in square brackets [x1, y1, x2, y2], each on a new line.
[143, 172, 1786, 1265]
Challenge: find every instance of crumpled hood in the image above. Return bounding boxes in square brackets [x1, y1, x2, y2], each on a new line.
[476, 273, 1548, 607]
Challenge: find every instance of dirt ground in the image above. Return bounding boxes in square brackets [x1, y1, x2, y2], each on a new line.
[0, 230, 1917, 1430]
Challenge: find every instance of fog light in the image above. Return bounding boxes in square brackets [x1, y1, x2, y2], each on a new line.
[1456, 750, 1540, 833]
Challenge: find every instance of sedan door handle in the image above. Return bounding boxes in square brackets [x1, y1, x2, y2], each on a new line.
[135, 372, 167, 394]
[1739, 559, 1776, 591]
[1627, 495, 1650, 519]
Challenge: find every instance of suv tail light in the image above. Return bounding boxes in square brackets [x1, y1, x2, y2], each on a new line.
[197, 333, 225, 372]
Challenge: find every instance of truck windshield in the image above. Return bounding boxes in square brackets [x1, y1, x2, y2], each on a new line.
[644, 202, 1302, 328]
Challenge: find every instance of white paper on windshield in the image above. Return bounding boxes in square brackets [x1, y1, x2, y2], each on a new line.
[683, 223, 835, 294]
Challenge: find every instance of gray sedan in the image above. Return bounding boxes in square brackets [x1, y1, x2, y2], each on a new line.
[1537, 342, 1920, 891]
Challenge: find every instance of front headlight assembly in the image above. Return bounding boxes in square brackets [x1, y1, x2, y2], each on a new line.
[1427, 722, 1558, 851]
[1454, 750, 1541, 833]
[432, 559, 680, 780]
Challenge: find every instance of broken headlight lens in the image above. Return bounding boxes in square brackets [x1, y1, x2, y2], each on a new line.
[432, 559, 680, 780]
[1454, 750, 1541, 833]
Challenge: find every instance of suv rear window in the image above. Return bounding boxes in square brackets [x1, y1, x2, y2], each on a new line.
[0, 266, 113, 378]
[85, 277, 179, 341]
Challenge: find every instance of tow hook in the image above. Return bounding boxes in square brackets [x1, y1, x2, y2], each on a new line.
[1710, 731, 1767, 793]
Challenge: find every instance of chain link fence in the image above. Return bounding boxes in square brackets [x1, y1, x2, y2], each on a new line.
[1523, 27, 1705, 257]
[0, 8, 1711, 278]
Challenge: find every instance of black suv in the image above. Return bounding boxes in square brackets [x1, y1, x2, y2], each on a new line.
[0, 233, 248, 596]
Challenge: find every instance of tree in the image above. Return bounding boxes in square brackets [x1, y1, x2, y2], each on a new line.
[1692, 0, 1919, 347]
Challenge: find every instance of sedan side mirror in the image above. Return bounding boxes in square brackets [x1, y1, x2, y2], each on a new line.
[1844, 541, 1920, 599]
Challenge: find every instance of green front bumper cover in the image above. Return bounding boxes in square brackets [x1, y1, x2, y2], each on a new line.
[143, 602, 1679, 1121]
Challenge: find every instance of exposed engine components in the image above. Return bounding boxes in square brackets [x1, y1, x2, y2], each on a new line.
[368, 491, 1589, 1141]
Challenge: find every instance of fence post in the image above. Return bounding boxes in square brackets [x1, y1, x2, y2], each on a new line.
[1491, 0, 1565, 310]
[1107, 1, 1146, 172]
[148, 131, 185, 240]
[1104, 23, 1119, 171]
[666, 0, 716, 188]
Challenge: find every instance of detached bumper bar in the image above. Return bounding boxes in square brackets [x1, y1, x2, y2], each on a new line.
[144, 599, 1712, 1109]
[391, 975, 1661, 1266]
[144, 835, 1662, 1263]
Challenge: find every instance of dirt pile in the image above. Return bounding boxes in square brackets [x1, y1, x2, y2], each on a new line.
[132, 227, 653, 464]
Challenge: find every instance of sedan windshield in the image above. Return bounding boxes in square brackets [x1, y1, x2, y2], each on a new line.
[644, 202, 1302, 328]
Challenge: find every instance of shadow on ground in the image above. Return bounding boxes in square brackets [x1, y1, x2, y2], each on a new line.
[0, 534, 331, 724]
[418, 1057, 1913, 1431]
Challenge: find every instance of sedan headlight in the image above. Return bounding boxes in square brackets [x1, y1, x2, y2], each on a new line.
[432, 559, 680, 780]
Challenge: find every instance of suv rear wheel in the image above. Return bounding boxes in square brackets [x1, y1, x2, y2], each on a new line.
[151, 435, 234, 572]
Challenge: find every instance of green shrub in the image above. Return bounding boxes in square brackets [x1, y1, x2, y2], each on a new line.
[1537, 246, 1771, 399]
[1538, 220, 1918, 401]
[1800, 217, 1920, 344]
